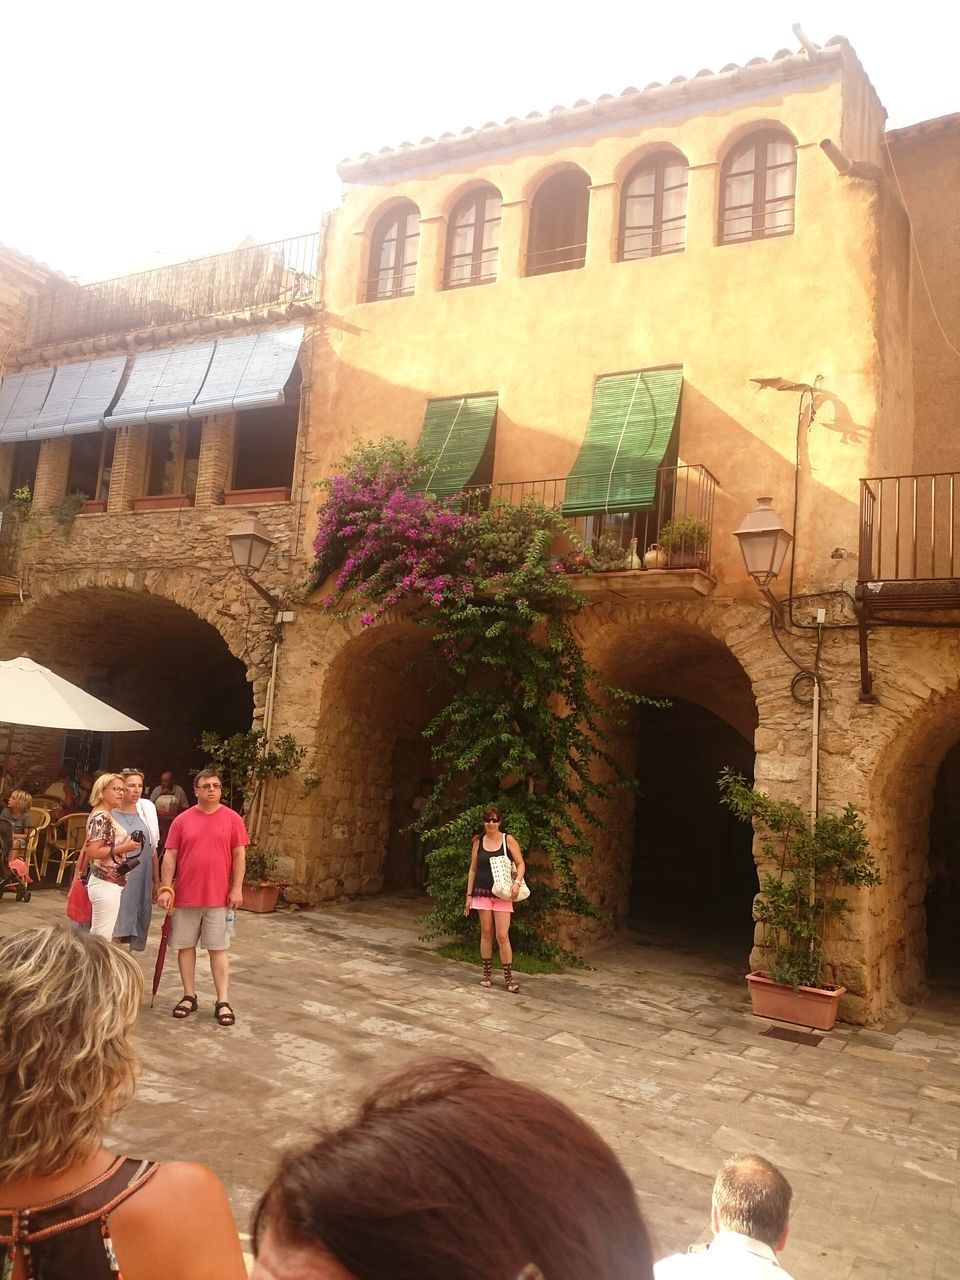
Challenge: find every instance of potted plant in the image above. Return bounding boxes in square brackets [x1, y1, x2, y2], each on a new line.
[241, 843, 285, 913]
[658, 514, 711, 568]
[718, 767, 881, 1030]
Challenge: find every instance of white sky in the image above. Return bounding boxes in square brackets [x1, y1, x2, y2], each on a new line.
[2, 1, 956, 282]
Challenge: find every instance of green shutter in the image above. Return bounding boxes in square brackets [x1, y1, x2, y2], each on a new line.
[412, 394, 498, 497]
[561, 366, 682, 516]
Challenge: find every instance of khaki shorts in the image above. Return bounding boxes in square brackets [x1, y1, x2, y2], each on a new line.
[170, 906, 231, 951]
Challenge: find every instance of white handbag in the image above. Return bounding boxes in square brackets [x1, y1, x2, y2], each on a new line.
[489, 840, 530, 902]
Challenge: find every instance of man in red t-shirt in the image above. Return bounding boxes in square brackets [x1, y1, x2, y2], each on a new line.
[157, 770, 248, 1027]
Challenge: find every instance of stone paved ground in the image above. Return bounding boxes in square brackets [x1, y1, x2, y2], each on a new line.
[3, 889, 959, 1278]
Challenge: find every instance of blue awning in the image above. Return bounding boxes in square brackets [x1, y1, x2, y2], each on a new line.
[30, 356, 127, 439]
[0, 369, 55, 443]
[188, 324, 303, 418]
[106, 341, 215, 428]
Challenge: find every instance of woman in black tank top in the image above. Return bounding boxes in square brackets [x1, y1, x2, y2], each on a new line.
[0, 927, 247, 1280]
[464, 803, 526, 992]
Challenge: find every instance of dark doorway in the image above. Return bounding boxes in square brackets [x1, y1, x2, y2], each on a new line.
[927, 740, 960, 985]
[629, 697, 756, 968]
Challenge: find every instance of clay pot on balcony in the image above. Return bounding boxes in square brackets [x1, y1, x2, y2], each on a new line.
[81, 500, 108, 515]
[643, 544, 668, 569]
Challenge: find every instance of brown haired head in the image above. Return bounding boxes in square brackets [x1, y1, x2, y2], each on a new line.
[253, 1057, 653, 1280]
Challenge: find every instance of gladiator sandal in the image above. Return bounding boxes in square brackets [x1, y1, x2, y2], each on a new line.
[503, 964, 520, 994]
[480, 957, 493, 988]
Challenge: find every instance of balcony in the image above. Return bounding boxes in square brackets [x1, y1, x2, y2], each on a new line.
[22, 233, 319, 349]
[477, 463, 717, 595]
[858, 473, 960, 615]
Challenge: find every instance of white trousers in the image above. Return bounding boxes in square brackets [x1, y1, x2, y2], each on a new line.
[88, 877, 123, 938]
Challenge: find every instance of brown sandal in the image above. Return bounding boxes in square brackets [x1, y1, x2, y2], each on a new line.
[480, 958, 493, 989]
[172, 994, 198, 1019]
[214, 1001, 236, 1026]
[503, 964, 520, 994]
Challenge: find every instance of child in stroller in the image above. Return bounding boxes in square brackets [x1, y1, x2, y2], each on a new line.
[0, 789, 35, 902]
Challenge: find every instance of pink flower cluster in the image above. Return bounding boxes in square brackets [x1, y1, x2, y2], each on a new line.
[313, 460, 476, 624]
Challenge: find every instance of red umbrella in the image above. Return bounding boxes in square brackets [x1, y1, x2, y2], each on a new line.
[150, 911, 173, 1008]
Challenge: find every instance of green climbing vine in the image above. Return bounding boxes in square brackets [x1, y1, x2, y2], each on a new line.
[311, 439, 647, 960]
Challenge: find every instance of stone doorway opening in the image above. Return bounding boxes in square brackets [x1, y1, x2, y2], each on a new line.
[927, 740, 960, 986]
[629, 696, 756, 966]
[1, 587, 252, 789]
[310, 621, 448, 901]
[583, 618, 759, 972]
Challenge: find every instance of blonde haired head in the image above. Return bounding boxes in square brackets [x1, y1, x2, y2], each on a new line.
[7, 789, 32, 812]
[0, 926, 142, 1178]
[89, 773, 125, 808]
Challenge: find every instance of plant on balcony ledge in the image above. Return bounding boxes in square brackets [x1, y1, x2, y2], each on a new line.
[658, 514, 711, 568]
[2, 485, 33, 520]
[717, 767, 880, 1029]
[310, 439, 648, 962]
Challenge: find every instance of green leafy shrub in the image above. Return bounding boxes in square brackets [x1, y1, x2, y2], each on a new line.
[718, 767, 880, 988]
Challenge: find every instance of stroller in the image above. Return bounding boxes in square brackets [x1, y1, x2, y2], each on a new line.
[0, 814, 32, 903]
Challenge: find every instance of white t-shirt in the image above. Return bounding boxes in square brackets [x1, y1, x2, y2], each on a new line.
[654, 1233, 793, 1279]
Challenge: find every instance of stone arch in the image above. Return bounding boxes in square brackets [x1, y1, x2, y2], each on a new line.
[570, 601, 767, 959]
[866, 667, 960, 1006]
[306, 617, 446, 900]
[0, 570, 263, 785]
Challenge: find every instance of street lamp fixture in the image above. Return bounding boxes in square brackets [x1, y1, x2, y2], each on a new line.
[227, 517, 283, 612]
[733, 497, 793, 625]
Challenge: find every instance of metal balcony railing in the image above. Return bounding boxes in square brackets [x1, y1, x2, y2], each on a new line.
[524, 242, 587, 276]
[24, 232, 319, 347]
[473, 463, 717, 572]
[859, 472, 960, 609]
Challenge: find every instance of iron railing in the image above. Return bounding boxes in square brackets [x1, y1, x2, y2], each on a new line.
[474, 463, 717, 572]
[859, 472, 960, 584]
[524, 242, 587, 276]
[25, 232, 319, 347]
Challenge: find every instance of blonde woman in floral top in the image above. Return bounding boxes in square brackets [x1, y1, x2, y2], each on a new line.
[84, 774, 142, 939]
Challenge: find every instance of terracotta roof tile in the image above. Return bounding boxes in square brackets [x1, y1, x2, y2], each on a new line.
[338, 37, 857, 181]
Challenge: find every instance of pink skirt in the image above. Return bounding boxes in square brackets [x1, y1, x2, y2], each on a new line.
[470, 895, 513, 913]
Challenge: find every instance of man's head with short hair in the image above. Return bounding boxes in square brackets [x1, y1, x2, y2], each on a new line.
[711, 1153, 792, 1250]
[160, 771, 174, 788]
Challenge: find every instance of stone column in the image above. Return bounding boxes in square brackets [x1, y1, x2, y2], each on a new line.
[107, 426, 148, 513]
[195, 414, 235, 507]
[32, 438, 70, 509]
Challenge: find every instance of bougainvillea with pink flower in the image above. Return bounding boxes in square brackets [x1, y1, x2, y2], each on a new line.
[310, 439, 651, 962]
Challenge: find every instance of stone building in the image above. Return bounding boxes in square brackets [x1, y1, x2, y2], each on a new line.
[1, 36, 958, 1023]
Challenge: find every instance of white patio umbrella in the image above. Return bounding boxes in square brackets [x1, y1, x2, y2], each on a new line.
[0, 655, 148, 733]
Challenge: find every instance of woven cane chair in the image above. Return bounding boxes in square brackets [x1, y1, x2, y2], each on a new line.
[44, 812, 88, 884]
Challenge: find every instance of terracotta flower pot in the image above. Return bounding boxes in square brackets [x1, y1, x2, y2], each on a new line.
[240, 882, 283, 913]
[745, 971, 846, 1031]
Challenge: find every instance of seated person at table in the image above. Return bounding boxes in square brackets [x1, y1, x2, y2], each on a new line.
[0, 791, 35, 852]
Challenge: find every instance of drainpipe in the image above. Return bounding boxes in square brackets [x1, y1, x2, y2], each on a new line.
[253, 621, 283, 842]
[810, 674, 821, 823]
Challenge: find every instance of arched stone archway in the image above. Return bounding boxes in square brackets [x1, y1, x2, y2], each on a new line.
[867, 681, 960, 1005]
[573, 604, 763, 965]
[0, 581, 256, 787]
[306, 619, 446, 900]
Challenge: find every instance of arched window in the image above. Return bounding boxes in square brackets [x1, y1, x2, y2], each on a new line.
[444, 187, 502, 289]
[366, 202, 420, 301]
[526, 170, 590, 276]
[719, 129, 797, 244]
[620, 152, 689, 260]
